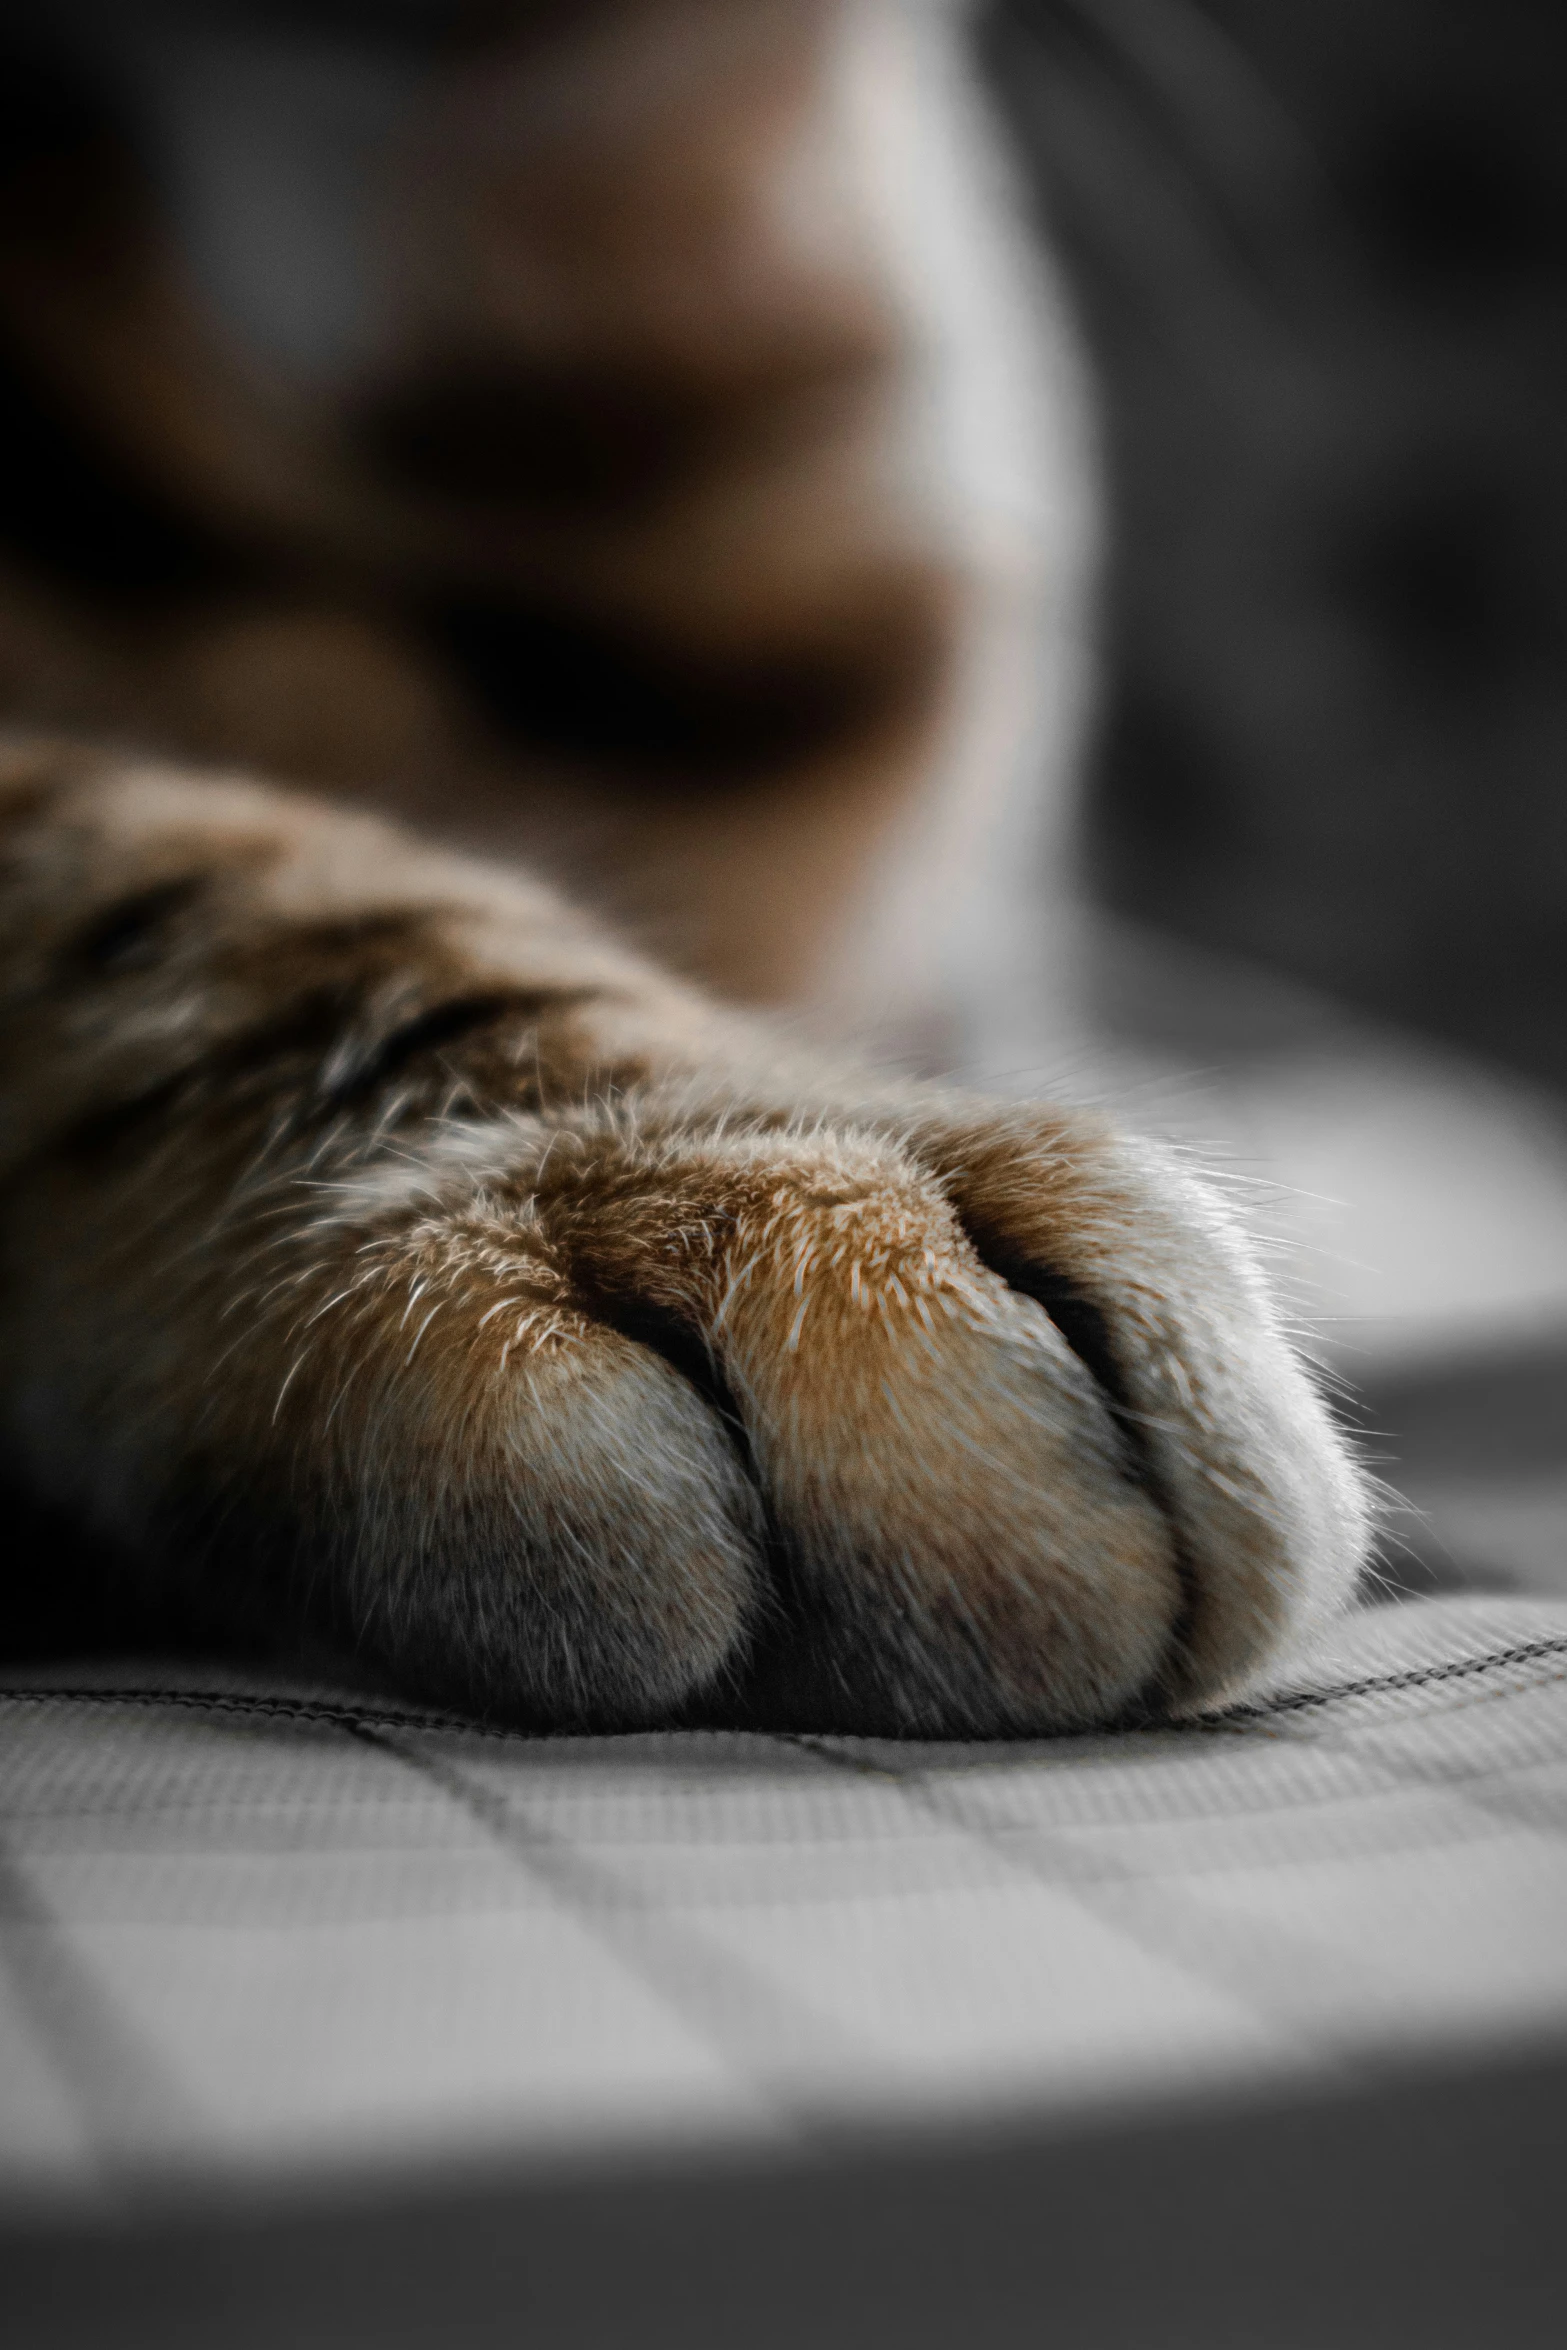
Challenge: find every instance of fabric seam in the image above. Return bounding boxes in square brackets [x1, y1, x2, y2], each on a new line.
[1, 1632, 1564, 1744]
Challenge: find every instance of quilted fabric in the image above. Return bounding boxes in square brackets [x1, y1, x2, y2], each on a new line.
[3, 1595, 1565, 2211]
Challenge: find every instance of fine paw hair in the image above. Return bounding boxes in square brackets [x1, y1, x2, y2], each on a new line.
[0, 744, 1367, 1733]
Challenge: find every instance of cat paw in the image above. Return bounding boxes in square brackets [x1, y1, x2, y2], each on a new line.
[0, 752, 1367, 1735]
[220, 1097, 1368, 1735]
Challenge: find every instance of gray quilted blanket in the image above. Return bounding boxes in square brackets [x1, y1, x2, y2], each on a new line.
[3, 1595, 1565, 2347]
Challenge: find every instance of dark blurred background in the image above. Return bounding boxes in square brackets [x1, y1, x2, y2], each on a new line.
[983, 0, 1567, 1089]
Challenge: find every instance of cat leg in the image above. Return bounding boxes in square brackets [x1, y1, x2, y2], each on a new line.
[0, 741, 1368, 1728]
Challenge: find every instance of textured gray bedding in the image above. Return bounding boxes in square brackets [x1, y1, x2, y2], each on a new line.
[4, 1593, 1565, 2346]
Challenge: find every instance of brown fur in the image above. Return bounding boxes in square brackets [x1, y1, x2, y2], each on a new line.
[0, 3, 1368, 1730]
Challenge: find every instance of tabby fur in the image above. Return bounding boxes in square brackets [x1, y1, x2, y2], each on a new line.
[0, 0, 1367, 1731]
